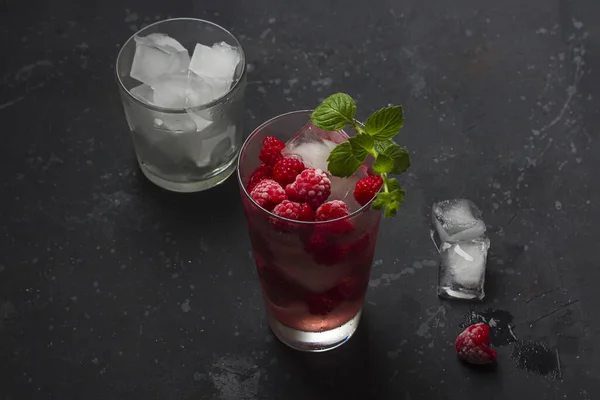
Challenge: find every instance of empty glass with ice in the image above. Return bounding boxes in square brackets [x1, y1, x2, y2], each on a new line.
[116, 18, 246, 192]
[238, 111, 382, 352]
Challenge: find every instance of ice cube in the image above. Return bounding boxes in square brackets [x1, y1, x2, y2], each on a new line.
[189, 42, 240, 98]
[206, 77, 234, 99]
[189, 42, 240, 81]
[139, 74, 215, 142]
[276, 260, 349, 293]
[193, 124, 237, 167]
[438, 238, 489, 300]
[140, 33, 187, 52]
[283, 122, 348, 173]
[130, 34, 190, 85]
[153, 115, 197, 134]
[329, 169, 368, 211]
[432, 199, 486, 243]
[151, 72, 214, 109]
[130, 84, 154, 103]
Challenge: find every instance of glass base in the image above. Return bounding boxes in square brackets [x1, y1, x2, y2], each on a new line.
[268, 309, 362, 352]
[138, 157, 237, 192]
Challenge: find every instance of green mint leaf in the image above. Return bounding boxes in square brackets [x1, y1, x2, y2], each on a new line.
[374, 139, 394, 154]
[372, 154, 394, 174]
[390, 188, 406, 203]
[365, 106, 404, 140]
[384, 200, 400, 218]
[327, 142, 362, 177]
[382, 144, 411, 174]
[372, 192, 392, 210]
[310, 93, 357, 131]
[348, 134, 374, 160]
[386, 178, 401, 193]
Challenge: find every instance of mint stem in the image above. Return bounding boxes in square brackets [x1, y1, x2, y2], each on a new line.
[351, 119, 366, 135]
[382, 173, 389, 192]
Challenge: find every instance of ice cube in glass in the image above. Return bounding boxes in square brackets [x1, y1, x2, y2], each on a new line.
[130, 34, 190, 85]
[189, 42, 240, 98]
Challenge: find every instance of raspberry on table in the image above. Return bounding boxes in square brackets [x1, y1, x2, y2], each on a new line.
[250, 179, 287, 211]
[455, 323, 497, 365]
[272, 157, 306, 186]
[354, 175, 384, 206]
[259, 136, 285, 166]
[247, 163, 272, 192]
[285, 168, 331, 210]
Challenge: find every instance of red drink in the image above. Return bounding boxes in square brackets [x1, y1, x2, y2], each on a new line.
[238, 111, 382, 351]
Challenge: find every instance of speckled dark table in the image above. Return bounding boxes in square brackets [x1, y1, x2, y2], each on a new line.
[1, 0, 599, 399]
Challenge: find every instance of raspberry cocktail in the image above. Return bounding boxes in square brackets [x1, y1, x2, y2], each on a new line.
[238, 94, 409, 351]
[238, 111, 382, 351]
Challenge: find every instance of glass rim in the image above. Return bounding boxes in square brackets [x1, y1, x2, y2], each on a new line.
[115, 17, 247, 114]
[237, 110, 378, 225]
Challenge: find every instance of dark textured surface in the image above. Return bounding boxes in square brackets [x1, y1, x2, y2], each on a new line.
[1, 0, 599, 398]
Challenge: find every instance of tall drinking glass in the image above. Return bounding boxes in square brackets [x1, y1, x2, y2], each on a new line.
[116, 18, 246, 192]
[238, 111, 382, 352]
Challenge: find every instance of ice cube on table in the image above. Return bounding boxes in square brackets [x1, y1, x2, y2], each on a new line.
[189, 42, 240, 98]
[130, 34, 190, 86]
[283, 122, 347, 173]
[432, 199, 486, 244]
[438, 238, 489, 300]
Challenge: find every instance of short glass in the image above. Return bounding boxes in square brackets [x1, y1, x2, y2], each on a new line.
[116, 18, 246, 192]
[238, 111, 382, 352]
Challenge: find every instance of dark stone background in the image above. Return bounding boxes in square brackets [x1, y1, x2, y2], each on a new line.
[1, 0, 598, 398]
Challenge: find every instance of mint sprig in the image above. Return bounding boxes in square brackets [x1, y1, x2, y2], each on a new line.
[310, 93, 410, 218]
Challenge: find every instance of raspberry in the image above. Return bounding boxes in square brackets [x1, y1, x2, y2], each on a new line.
[315, 200, 350, 221]
[250, 179, 287, 211]
[315, 200, 354, 235]
[455, 323, 497, 365]
[272, 200, 314, 221]
[270, 201, 315, 230]
[285, 168, 331, 210]
[304, 233, 348, 266]
[348, 234, 370, 255]
[312, 243, 348, 266]
[256, 256, 305, 307]
[306, 293, 339, 316]
[335, 275, 364, 300]
[304, 233, 329, 253]
[272, 157, 305, 186]
[353, 175, 384, 206]
[247, 164, 272, 192]
[259, 136, 285, 166]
